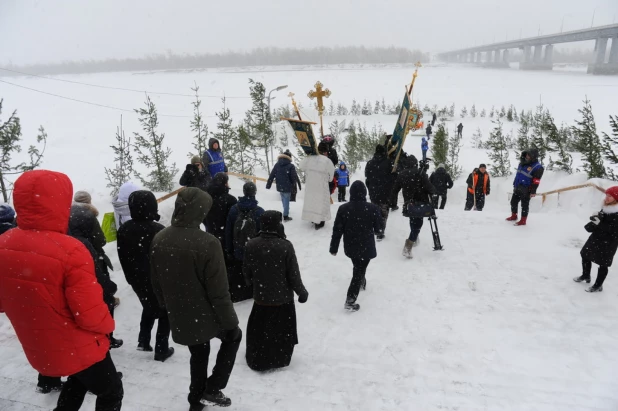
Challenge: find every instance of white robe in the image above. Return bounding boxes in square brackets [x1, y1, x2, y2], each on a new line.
[300, 155, 335, 223]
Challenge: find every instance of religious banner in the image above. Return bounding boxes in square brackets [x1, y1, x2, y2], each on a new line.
[281, 118, 319, 155]
[389, 92, 411, 158]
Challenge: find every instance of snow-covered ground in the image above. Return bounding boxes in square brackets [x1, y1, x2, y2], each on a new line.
[1, 64, 618, 410]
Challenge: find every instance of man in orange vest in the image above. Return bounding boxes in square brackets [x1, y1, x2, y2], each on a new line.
[465, 164, 491, 211]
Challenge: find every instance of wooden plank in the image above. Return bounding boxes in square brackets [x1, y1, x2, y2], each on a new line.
[156, 187, 184, 203]
[228, 172, 268, 182]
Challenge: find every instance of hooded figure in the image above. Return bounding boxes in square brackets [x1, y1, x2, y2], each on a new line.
[507, 148, 544, 226]
[205, 173, 238, 247]
[0, 203, 16, 235]
[112, 181, 141, 230]
[180, 155, 211, 191]
[365, 144, 396, 239]
[299, 142, 335, 229]
[150, 187, 241, 408]
[335, 161, 350, 202]
[267, 151, 300, 220]
[429, 164, 454, 209]
[117, 190, 173, 360]
[322, 135, 339, 166]
[421, 137, 429, 161]
[225, 182, 264, 302]
[574, 187, 618, 292]
[330, 181, 384, 312]
[0, 170, 122, 409]
[202, 138, 228, 179]
[244, 210, 308, 371]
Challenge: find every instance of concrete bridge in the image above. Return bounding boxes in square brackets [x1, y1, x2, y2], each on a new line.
[437, 23, 618, 75]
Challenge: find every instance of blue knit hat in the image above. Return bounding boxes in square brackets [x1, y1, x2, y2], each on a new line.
[0, 203, 16, 223]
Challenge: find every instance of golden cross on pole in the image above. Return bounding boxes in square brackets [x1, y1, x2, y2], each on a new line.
[307, 81, 331, 137]
[408, 61, 422, 95]
[288, 92, 302, 120]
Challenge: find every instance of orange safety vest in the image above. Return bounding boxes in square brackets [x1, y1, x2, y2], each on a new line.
[468, 172, 489, 195]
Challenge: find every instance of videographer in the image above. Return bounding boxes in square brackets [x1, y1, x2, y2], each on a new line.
[391, 155, 437, 258]
[179, 155, 211, 192]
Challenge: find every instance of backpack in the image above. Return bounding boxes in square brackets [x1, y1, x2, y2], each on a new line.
[101, 212, 117, 242]
[233, 206, 258, 251]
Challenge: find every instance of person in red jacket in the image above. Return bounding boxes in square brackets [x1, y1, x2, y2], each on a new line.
[0, 170, 123, 411]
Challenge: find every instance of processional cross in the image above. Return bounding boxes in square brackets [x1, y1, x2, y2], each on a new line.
[288, 92, 302, 120]
[307, 81, 331, 137]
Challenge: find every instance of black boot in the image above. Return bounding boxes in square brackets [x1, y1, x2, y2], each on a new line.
[573, 275, 591, 283]
[110, 336, 124, 349]
[202, 389, 231, 407]
[137, 342, 153, 352]
[154, 347, 175, 362]
[586, 270, 608, 293]
[344, 298, 360, 312]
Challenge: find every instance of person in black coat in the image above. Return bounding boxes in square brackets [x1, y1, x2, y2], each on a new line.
[464, 164, 490, 211]
[68, 206, 123, 348]
[322, 135, 339, 166]
[574, 187, 618, 292]
[365, 144, 395, 240]
[429, 164, 454, 209]
[179, 155, 211, 192]
[432, 113, 437, 126]
[330, 181, 384, 312]
[391, 155, 437, 258]
[205, 173, 238, 245]
[243, 211, 308, 371]
[117, 190, 174, 360]
[266, 150, 299, 221]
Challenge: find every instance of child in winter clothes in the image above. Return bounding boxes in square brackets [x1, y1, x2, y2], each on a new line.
[574, 187, 618, 292]
[421, 137, 429, 162]
[334, 161, 350, 202]
[329, 181, 384, 312]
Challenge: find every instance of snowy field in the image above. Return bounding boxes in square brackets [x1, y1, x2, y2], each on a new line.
[1, 64, 618, 410]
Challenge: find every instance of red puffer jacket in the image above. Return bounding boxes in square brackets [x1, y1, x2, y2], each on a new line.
[0, 170, 114, 377]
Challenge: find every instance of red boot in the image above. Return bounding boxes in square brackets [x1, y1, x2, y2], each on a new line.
[506, 213, 517, 221]
[515, 216, 527, 226]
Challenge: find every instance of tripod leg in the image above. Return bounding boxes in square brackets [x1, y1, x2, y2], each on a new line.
[429, 217, 443, 250]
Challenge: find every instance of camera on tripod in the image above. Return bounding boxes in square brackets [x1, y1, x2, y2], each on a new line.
[418, 157, 432, 174]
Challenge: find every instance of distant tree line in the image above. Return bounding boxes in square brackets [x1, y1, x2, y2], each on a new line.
[1, 46, 428, 77]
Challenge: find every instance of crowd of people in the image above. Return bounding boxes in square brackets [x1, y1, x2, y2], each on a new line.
[0, 129, 617, 410]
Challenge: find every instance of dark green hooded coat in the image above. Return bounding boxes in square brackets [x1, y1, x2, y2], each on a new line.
[150, 188, 238, 346]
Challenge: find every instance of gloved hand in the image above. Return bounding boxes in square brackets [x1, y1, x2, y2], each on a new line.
[186, 164, 198, 172]
[221, 326, 242, 342]
[298, 290, 309, 304]
[590, 215, 601, 225]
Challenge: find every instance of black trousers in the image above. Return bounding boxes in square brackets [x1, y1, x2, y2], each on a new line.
[465, 192, 485, 211]
[347, 258, 370, 303]
[187, 331, 242, 405]
[372, 202, 390, 234]
[431, 193, 447, 209]
[137, 304, 170, 354]
[582, 258, 609, 286]
[338, 186, 347, 202]
[511, 191, 531, 217]
[54, 352, 123, 411]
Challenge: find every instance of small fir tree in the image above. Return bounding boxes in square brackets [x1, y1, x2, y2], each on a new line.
[516, 116, 530, 152]
[601, 115, 618, 180]
[486, 119, 512, 177]
[571, 97, 605, 179]
[343, 121, 360, 172]
[105, 115, 134, 197]
[545, 115, 573, 173]
[460, 106, 468, 117]
[189, 83, 209, 157]
[374, 100, 380, 115]
[246, 79, 273, 171]
[446, 126, 463, 178]
[472, 127, 484, 149]
[480, 108, 487, 118]
[470, 104, 478, 118]
[431, 123, 449, 167]
[529, 104, 550, 163]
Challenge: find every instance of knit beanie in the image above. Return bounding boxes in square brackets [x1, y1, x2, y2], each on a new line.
[243, 182, 257, 198]
[0, 203, 16, 223]
[479, 164, 487, 169]
[73, 190, 92, 204]
[191, 155, 202, 165]
[605, 186, 618, 201]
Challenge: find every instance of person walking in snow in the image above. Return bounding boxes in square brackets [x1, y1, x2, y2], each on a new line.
[429, 164, 454, 209]
[330, 181, 383, 312]
[573, 187, 618, 292]
[267, 149, 299, 221]
[426, 124, 433, 140]
[202, 138, 228, 179]
[0, 203, 16, 235]
[457, 123, 464, 138]
[0, 170, 123, 410]
[506, 148, 544, 226]
[335, 161, 350, 202]
[299, 142, 335, 230]
[150, 187, 241, 409]
[117, 190, 173, 361]
[392, 155, 437, 258]
[180, 155, 211, 191]
[205, 173, 238, 247]
[225, 182, 264, 302]
[321, 135, 339, 166]
[243, 211, 308, 371]
[112, 181, 141, 230]
[421, 137, 429, 162]
[465, 164, 490, 211]
[365, 144, 395, 240]
[432, 113, 437, 126]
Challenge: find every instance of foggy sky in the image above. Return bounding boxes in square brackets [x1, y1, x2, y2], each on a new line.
[1, 0, 617, 66]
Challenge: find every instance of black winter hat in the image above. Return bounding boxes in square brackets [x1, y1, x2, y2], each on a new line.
[261, 210, 282, 233]
[243, 182, 257, 197]
[479, 164, 487, 169]
[129, 190, 161, 221]
[212, 172, 229, 187]
[317, 141, 329, 154]
[349, 181, 367, 202]
[283, 149, 292, 158]
[375, 144, 386, 155]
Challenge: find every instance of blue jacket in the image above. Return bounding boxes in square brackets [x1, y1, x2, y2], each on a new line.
[513, 161, 543, 191]
[266, 154, 298, 193]
[421, 137, 429, 152]
[225, 196, 265, 261]
[202, 138, 227, 177]
[335, 162, 350, 187]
